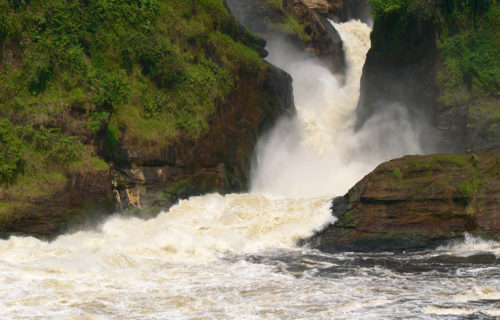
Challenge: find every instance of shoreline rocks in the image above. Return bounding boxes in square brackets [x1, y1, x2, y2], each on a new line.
[311, 152, 500, 252]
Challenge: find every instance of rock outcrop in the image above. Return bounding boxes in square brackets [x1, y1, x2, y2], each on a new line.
[226, 0, 345, 74]
[282, 0, 370, 22]
[356, 1, 500, 153]
[312, 152, 500, 252]
[0, 1, 294, 238]
[110, 64, 294, 210]
[356, 3, 439, 150]
[0, 166, 114, 239]
[301, 0, 341, 15]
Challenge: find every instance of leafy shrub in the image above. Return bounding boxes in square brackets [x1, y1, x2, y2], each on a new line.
[93, 71, 130, 109]
[437, 1, 499, 96]
[139, 39, 186, 88]
[88, 111, 110, 133]
[143, 92, 169, 119]
[0, 0, 268, 181]
[369, 0, 499, 96]
[7, 0, 29, 10]
[22, 50, 52, 95]
[19, 125, 84, 166]
[0, 118, 24, 184]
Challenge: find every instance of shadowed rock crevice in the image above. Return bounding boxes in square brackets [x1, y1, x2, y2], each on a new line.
[356, 1, 500, 154]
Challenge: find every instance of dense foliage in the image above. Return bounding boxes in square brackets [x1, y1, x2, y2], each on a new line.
[0, 0, 266, 197]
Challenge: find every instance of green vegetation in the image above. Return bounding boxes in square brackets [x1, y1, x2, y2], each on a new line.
[437, 0, 499, 98]
[381, 153, 488, 205]
[263, 0, 311, 42]
[0, 118, 23, 184]
[0, 202, 24, 227]
[404, 154, 469, 171]
[391, 168, 403, 179]
[339, 211, 359, 227]
[457, 178, 483, 199]
[271, 15, 311, 43]
[267, 0, 282, 8]
[369, 0, 499, 102]
[0, 0, 267, 206]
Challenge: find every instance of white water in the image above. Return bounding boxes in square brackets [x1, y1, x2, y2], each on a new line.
[251, 20, 422, 197]
[1, 21, 499, 319]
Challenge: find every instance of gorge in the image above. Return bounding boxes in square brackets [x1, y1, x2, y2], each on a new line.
[0, 0, 499, 319]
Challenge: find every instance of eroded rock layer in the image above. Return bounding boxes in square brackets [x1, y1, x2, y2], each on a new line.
[111, 65, 294, 210]
[313, 152, 500, 252]
[357, 1, 500, 153]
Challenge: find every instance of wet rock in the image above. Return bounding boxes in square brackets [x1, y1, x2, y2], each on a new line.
[282, 0, 345, 72]
[226, 0, 345, 74]
[0, 166, 114, 239]
[356, 7, 438, 151]
[290, 0, 371, 23]
[356, 3, 500, 154]
[332, 0, 371, 23]
[313, 152, 500, 252]
[110, 64, 294, 211]
[302, 0, 336, 15]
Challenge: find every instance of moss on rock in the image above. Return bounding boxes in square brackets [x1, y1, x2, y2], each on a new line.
[315, 151, 500, 252]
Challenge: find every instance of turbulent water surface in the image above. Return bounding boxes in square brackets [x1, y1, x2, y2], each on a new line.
[1, 20, 499, 319]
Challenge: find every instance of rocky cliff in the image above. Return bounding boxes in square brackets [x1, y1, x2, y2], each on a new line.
[110, 64, 293, 211]
[313, 152, 500, 252]
[357, 0, 500, 153]
[0, 0, 293, 237]
[226, 0, 346, 74]
[0, 165, 114, 239]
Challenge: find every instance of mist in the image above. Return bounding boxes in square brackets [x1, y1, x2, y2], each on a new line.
[250, 20, 424, 198]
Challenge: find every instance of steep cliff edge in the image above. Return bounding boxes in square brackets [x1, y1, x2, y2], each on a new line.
[357, 0, 500, 153]
[0, 0, 293, 237]
[313, 152, 500, 252]
[226, 0, 346, 74]
[111, 64, 293, 211]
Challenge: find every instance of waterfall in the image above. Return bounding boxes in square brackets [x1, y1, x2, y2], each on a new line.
[0, 19, 423, 267]
[0, 18, 497, 320]
[251, 20, 421, 198]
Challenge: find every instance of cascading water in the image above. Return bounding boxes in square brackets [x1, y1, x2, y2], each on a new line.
[251, 20, 421, 197]
[0, 20, 499, 320]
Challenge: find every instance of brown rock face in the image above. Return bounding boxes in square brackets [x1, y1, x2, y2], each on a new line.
[301, 0, 371, 23]
[226, 0, 345, 75]
[313, 152, 500, 252]
[0, 167, 114, 239]
[301, 0, 342, 15]
[110, 64, 294, 210]
[282, 0, 345, 72]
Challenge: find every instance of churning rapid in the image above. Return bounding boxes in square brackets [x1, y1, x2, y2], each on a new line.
[1, 21, 499, 320]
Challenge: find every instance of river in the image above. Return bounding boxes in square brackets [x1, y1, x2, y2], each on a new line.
[0, 19, 499, 320]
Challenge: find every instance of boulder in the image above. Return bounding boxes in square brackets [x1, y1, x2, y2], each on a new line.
[312, 152, 500, 252]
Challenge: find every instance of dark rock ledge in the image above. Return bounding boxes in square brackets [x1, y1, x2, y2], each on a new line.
[310, 152, 500, 252]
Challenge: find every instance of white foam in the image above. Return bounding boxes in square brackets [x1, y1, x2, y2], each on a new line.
[251, 20, 422, 198]
[437, 233, 500, 256]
